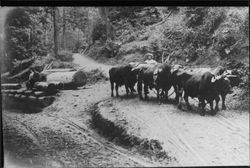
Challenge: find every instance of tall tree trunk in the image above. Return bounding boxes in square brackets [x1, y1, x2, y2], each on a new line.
[53, 7, 58, 58]
[44, 27, 47, 45]
[62, 7, 66, 49]
[99, 7, 111, 42]
[78, 29, 79, 43]
[104, 7, 111, 41]
[87, 8, 92, 45]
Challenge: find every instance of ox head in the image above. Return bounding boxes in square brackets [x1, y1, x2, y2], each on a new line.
[153, 67, 163, 86]
[153, 64, 171, 86]
[211, 70, 238, 94]
[171, 64, 184, 74]
[223, 70, 242, 87]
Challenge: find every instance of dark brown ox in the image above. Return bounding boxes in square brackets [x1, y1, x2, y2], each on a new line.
[133, 63, 172, 102]
[173, 68, 234, 116]
[109, 64, 137, 97]
[180, 66, 239, 110]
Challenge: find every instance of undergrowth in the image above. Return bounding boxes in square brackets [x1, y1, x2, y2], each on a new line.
[90, 102, 176, 163]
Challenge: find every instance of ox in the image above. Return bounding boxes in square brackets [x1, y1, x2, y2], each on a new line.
[181, 66, 239, 110]
[173, 68, 234, 116]
[109, 64, 137, 97]
[133, 63, 172, 102]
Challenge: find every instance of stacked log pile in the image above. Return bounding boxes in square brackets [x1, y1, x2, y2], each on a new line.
[2, 87, 56, 108]
[2, 63, 87, 110]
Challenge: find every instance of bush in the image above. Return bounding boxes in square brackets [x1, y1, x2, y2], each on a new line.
[185, 7, 209, 28]
[32, 52, 77, 72]
[213, 10, 248, 59]
[85, 68, 108, 84]
[57, 50, 73, 62]
[91, 19, 106, 42]
[4, 7, 44, 71]
[73, 41, 82, 53]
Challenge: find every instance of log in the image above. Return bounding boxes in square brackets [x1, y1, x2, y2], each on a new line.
[8, 66, 32, 80]
[4, 93, 55, 107]
[9, 90, 18, 94]
[41, 68, 76, 75]
[33, 81, 62, 92]
[1, 83, 21, 90]
[34, 91, 45, 97]
[1, 72, 10, 77]
[33, 82, 49, 91]
[29, 96, 37, 101]
[20, 95, 27, 100]
[23, 90, 33, 96]
[38, 96, 55, 107]
[14, 94, 22, 99]
[48, 81, 64, 90]
[16, 88, 26, 94]
[46, 70, 87, 88]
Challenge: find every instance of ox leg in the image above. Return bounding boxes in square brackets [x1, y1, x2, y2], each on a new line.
[184, 93, 192, 110]
[209, 100, 216, 115]
[215, 96, 220, 111]
[221, 94, 226, 110]
[199, 98, 206, 116]
[177, 88, 183, 109]
[130, 84, 136, 96]
[111, 82, 114, 97]
[165, 90, 169, 102]
[160, 90, 166, 102]
[174, 85, 179, 103]
[157, 89, 160, 99]
[129, 86, 134, 96]
[125, 85, 129, 96]
[115, 84, 119, 97]
[160, 90, 165, 99]
[157, 88, 162, 104]
[144, 85, 149, 100]
[138, 80, 143, 99]
[131, 85, 136, 92]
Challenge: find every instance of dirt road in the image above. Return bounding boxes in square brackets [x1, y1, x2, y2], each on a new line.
[2, 54, 166, 167]
[99, 96, 249, 166]
[2, 54, 249, 167]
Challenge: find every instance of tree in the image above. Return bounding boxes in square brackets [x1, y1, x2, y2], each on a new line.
[4, 7, 43, 71]
[53, 7, 59, 58]
[99, 7, 111, 42]
[62, 7, 66, 49]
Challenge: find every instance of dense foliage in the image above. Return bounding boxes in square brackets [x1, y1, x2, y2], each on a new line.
[1, 7, 249, 79]
[4, 8, 43, 71]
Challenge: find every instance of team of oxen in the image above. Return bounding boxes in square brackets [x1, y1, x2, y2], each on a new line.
[109, 62, 240, 116]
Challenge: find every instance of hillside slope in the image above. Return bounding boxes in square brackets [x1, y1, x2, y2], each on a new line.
[86, 7, 249, 110]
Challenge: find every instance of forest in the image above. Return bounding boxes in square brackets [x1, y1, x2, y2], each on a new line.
[1, 6, 249, 167]
[1, 7, 249, 105]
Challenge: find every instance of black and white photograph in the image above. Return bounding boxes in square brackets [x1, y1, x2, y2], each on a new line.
[1, 5, 249, 167]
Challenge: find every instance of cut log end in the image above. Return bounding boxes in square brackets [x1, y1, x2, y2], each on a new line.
[73, 70, 87, 87]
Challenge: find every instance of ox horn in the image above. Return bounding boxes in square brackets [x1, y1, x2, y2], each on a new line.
[129, 62, 139, 68]
[222, 70, 232, 78]
[131, 67, 138, 71]
[211, 76, 216, 83]
[211, 75, 222, 83]
[226, 74, 237, 78]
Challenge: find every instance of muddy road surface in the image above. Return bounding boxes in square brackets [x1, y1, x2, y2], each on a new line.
[2, 54, 249, 167]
